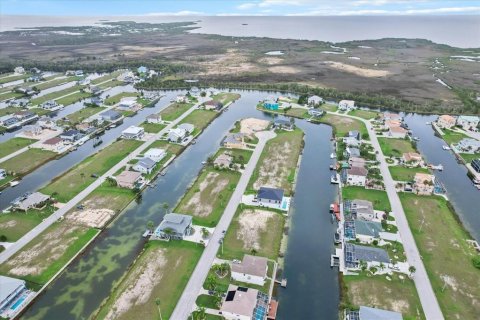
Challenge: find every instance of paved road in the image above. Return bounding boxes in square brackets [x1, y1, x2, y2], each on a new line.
[170, 130, 276, 320]
[329, 111, 444, 320]
[0, 98, 206, 264]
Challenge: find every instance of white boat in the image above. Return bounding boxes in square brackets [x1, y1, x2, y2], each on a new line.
[330, 153, 336, 159]
[10, 181, 19, 187]
[413, 137, 420, 141]
[330, 173, 340, 184]
[442, 145, 451, 150]
[426, 122, 431, 125]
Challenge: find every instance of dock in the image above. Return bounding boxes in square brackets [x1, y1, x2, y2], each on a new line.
[275, 278, 288, 288]
[331, 255, 340, 267]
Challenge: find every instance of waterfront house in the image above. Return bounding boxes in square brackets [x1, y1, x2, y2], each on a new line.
[117, 99, 138, 111]
[21, 125, 42, 137]
[101, 110, 122, 122]
[222, 133, 246, 149]
[307, 95, 323, 106]
[214, 153, 233, 168]
[388, 125, 408, 139]
[257, 187, 284, 206]
[437, 115, 456, 129]
[168, 128, 187, 142]
[9, 98, 29, 107]
[455, 138, 480, 153]
[344, 243, 390, 269]
[343, 137, 361, 147]
[175, 95, 188, 103]
[41, 100, 61, 111]
[346, 166, 368, 186]
[41, 136, 64, 152]
[30, 67, 41, 74]
[0, 115, 19, 130]
[121, 126, 144, 140]
[0, 276, 27, 317]
[189, 86, 200, 96]
[14, 111, 37, 124]
[154, 213, 192, 240]
[14, 66, 25, 74]
[338, 100, 355, 111]
[354, 220, 383, 243]
[204, 100, 223, 111]
[413, 172, 435, 195]
[346, 147, 361, 158]
[133, 157, 156, 174]
[402, 152, 423, 165]
[11, 192, 50, 211]
[231, 255, 268, 286]
[144, 148, 166, 163]
[116, 170, 144, 189]
[346, 306, 403, 320]
[137, 66, 148, 74]
[37, 117, 57, 129]
[380, 113, 402, 122]
[90, 96, 103, 106]
[0, 169, 6, 179]
[178, 123, 194, 134]
[348, 157, 366, 169]
[472, 159, 480, 173]
[308, 107, 323, 117]
[75, 70, 84, 76]
[60, 129, 82, 142]
[146, 114, 162, 124]
[220, 285, 262, 320]
[273, 119, 294, 131]
[263, 99, 279, 110]
[457, 115, 480, 131]
[351, 199, 376, 220]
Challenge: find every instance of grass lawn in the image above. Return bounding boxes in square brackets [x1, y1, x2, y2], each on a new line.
[29, 85, 84, 106]
[93, 240, 203, 320]
[90, 71, 122, 85]
[388, 166, 430, 182]
[104, 92, 139, 105]
[341, 273, 425, 320]
[66, 106, 106, 124]
[160, 102, 194, 121]
[33, 76, 78, 91]
[176, 168, 241, 227]
[140, 122, 166, 133]
[211, 92, 240, 105]
[248, 128, 303, 195]
[41, 139, 142, 202]
[0, 137, 36, 158]
[0, 175, 15, 189]
[56, 91, 92, 106]
[97, 79, 124, 90]
[147, 140, 184, 155]
[349, 109, 379, 120]
[399, 193, 480, 320]
[179, 109, 218, 136]
[460, 153, 479, 164]
[320, 113, 367, 137]
[441, 129, 469, 145]
[0, 92, 24, 101]
[219, 207, 285, 260]
[196, 295, 219, 309]
[76, 184, 137, 213]
[378, 138, 416, 157]
[2, 148, 56, 176]
[214, 148, 253, 165]
[0, 221, 98, 285]
[0, 207, 54, 241]
[0, 73, 29, 84]
[342, 186, 391, 212]
[0, 107, 24, 117]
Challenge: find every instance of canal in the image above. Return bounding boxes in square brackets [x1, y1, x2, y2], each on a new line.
[22, 91, 340, 319]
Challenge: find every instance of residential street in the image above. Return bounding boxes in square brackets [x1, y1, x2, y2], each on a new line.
[0, 98, 207, 264]
[170, 130, 276, 320]
[329, 111, 444, 320]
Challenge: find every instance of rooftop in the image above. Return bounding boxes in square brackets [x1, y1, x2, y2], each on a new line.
[221, 285, 259, 318]
[157, 213, 192, 234]
[258, 186, 284, 201]
[347, 166, 368, 177]
[354, 220, 383, 237]
[116, 170, 142, 184]
[359, 306, 403, 320]
[0, 275, 25, 305]
[231, 254, 268, 278]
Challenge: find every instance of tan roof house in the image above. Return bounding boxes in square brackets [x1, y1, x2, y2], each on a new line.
[403, 152, 423, 165]
[214, 153, 233, 168]
[116, 170, 144, 189]
[231, 255, 268, 286]
[437, 115, 456, 129]
[220, 285, 259, 320]
[413, 172, 435, 195]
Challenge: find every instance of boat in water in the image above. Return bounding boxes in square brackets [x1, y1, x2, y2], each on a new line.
[442, 145, 451, 150]
[413, 137, 420, 141]
[330, 153, 336, 159]
[330, 173, 340, 184]
[426, 122, 431, 125]
[10, 180, 19, 187]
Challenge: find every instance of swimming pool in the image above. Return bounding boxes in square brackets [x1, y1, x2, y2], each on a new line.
[10, 296, 26, 311]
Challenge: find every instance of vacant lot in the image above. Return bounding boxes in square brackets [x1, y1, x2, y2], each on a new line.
[349, 109, 379, 120]
[66, 105, 106, 124]
[342, 186, 391, 212]
[2, 148, 56, 176]
[57, 91, 92, 106]
[104, 92, 139, 105]
[342, 273, 425, 320]
[176, 168, 240, 227]
[41, 139, 142, 202]
[140, 122, 165, 133]
[389, 166, 430, 181]
[0, 137, 36, 158]
[30, 85, 84, 105]
[400, 193, 480, 320]
[378, 138, 416, 157]
[179, 109, 218, 136]
[34, 76, 78, 91]
[250, 129, 303, 195]
[0, 73, 29, 84]
[0, 221, 98, 285]
[91, 71, 123, 85]
[320, 113, 367, 137]
[147, 140, 184, 155]
[159, 102, 193, 121]
[94, 241, 202, 320]
[0, 208, 53, 241]
[441, 129, 469, 145]
[211, 92, 240, 105]
[219, 208, 285, 260]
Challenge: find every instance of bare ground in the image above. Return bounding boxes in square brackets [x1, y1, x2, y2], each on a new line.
[240, 118, 270, 135]
[183, 172, 229, 217]
[253, 140, 292, 190]
[236, 209, 275, 251]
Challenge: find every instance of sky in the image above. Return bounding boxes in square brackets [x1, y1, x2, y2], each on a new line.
[2, 0, 480, 16]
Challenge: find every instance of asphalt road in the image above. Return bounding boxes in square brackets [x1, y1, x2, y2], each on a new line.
[170, 130, 276, 320]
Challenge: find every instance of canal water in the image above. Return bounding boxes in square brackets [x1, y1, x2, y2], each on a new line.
[21, 91, 339, 319]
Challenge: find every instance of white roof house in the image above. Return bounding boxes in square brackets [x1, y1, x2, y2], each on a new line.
[168, 128, 187, 142]
[144, 148, 166, 163]
[117, 99, 137, 110]
[178, 123, 194, 134]
[0, 275, 26, 313]
[308, 95, 324, 106]
[121, 126, 144, 139]
[14, 66, 25, 74]
[338, 100, 355, 111]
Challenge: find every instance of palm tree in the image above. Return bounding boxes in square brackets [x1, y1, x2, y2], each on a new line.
[205, 275, 217, 291]
[80, 172, 85, 184]
[409, 265, 416, 277]
[162, 228, 174, 240]
[147, 221, 155, 232]
[191, 307, 206, 320]
[155, 298, 163, 320]
[201, 227, 210, 239]
[162, 202, 169, 215]
[359, 260, 367, 272]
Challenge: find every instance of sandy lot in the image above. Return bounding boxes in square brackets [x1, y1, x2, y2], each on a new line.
[325, 61, 390, 78]
[183, 172, 229, 217]
[105, 248, 167, 320]
[236, 209, 275, 251]
[66, 208, 116, 228]
[240, 118, 270, 135]
[253, 140, 292, 190]
[16, 128, 58, 141]
[120, 45, 186, 57]
[350, 284, 411, 315]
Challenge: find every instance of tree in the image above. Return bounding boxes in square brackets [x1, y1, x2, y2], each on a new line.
[162, 202, 169, 215]
[106, 176, 117, 186]
[80, 172, 85, 184]
[191, 307, 206, 320]
[250, 248, 257, 256]
[409, 265, 416, 276]
[213, 263, 230, 278]
[162, 227, 174, 240]
[205, 274, 217, 291]
[201, 227, 210, 239]
[147, 221, 155, 232]
[359, 260, 367, 272]
[155, 298, 163, 320]
[379, 262, 385, 271]
[473, 256, 480, 269]
[369, 266, 377, 275]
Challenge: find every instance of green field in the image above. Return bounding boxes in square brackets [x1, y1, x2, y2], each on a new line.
[56, 91, 92, 106]
[320, 113, 368, 137]
[41, 140, 142, 202]
[349, 109, 379, 120]
[90, 71, 122, 85]
[30, 85, 85, 105]
[179, 109, 218, 136]
[341, 273, 425, 320]
[219, 207, 285, 260]
[140, 122, 166, 133]
[0, 137, 36, 158]
[400, 193, 480, 320]
[211, 92, 240, 105]
[93, 241, 203, 320]
[2, 148, 56, 176]
[320, 104, 338, 112]
[160, 102, 194, 121]
[0, 208, 54, 242]
[104, 92, 139, 105]
[0, 92, 24, 101]
[460, 153, 480, 164]
[378, 138, 416, 157]
[342, 186, 391, 212]
[147, 140, 184, 156]
[389, 166, 430, 181]
[176, 168, 240, 227]
[66, 106, 106, 124]
[0, 73, 29, 84]
[441, 129, 469, 145]
[214, 148, 253, 165]
[34, 76, 79, 91]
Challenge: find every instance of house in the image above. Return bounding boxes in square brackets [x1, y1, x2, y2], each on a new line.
[346, 147, 361, 158]
[14, 66, 25, 74]
[60, 129, 82, 142]
[42, 136, 64, 151]
[121, 126, 144, 140]
[455, 138, 480, 153]
[413, 172, 435, 195]
[358, 306, 403, 320]
[437, 115, 456, 129]
[0, 169, 7, 179]
[116, 170, 144, 189]
[100, 110, 122, 122]
[117, 99, 138, 111]
[351, 199, 376, 220]
[343, 137, 361, 147]
[37, 117, 57, 129]
[231, 255, 268, 286]
[9, 98, 29, 107]
[26, 75, 41, 83]
[178, 123, 194, 134]
[90, 96, 103, 106]
[273, 119, 294, 131]
[11, 192, 50, 211]
[146, 114, 162, 124]
[222, 133, 246, 149]
[402, 152, 423, 165]
[457, 115, 480, 131]
[204, 100, 223, 111]
[41, 100, 62, 111]
[344, 243, 390, 268]
[78, 78, 90, 86]
[133, 157, 156, 174]
[0, 115, 19, 129]
[117, 71, 135, 83]
[348, 130, 361, 140]
[307, 95, 323, 106]
[144, 148, 166, 163]
[15, 111, 37, 123]
[0, 275, 27, 316]
[338, 100, 355, 111]
[257, 187, 284, 205]
[214, 153, 233, 168]
[86, 85, 101, 95]
[381, 113, 402, 122]
[21, 125, 42, 137]
[308, 108, 323, 117]
[175, 95, 188, 103]
[354, 220, 383, 243]
[30, 67, 41, 74]
[388, 125, 408, 139]
[137, 66, 148, 74]
[189, 86, 200, 96]
[347, 166, 368, 186]
[154, 213, 192, 240]
[349, 157, 366, 169]
[472, 158, 480, 173]
[76, 122, 94, 134]
[263, 99, 279, 110]
[220, 285, 261, 320]
[168, 128, 187, 142]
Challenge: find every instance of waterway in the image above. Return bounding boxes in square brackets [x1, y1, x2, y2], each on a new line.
[21, 91, 339, 319]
